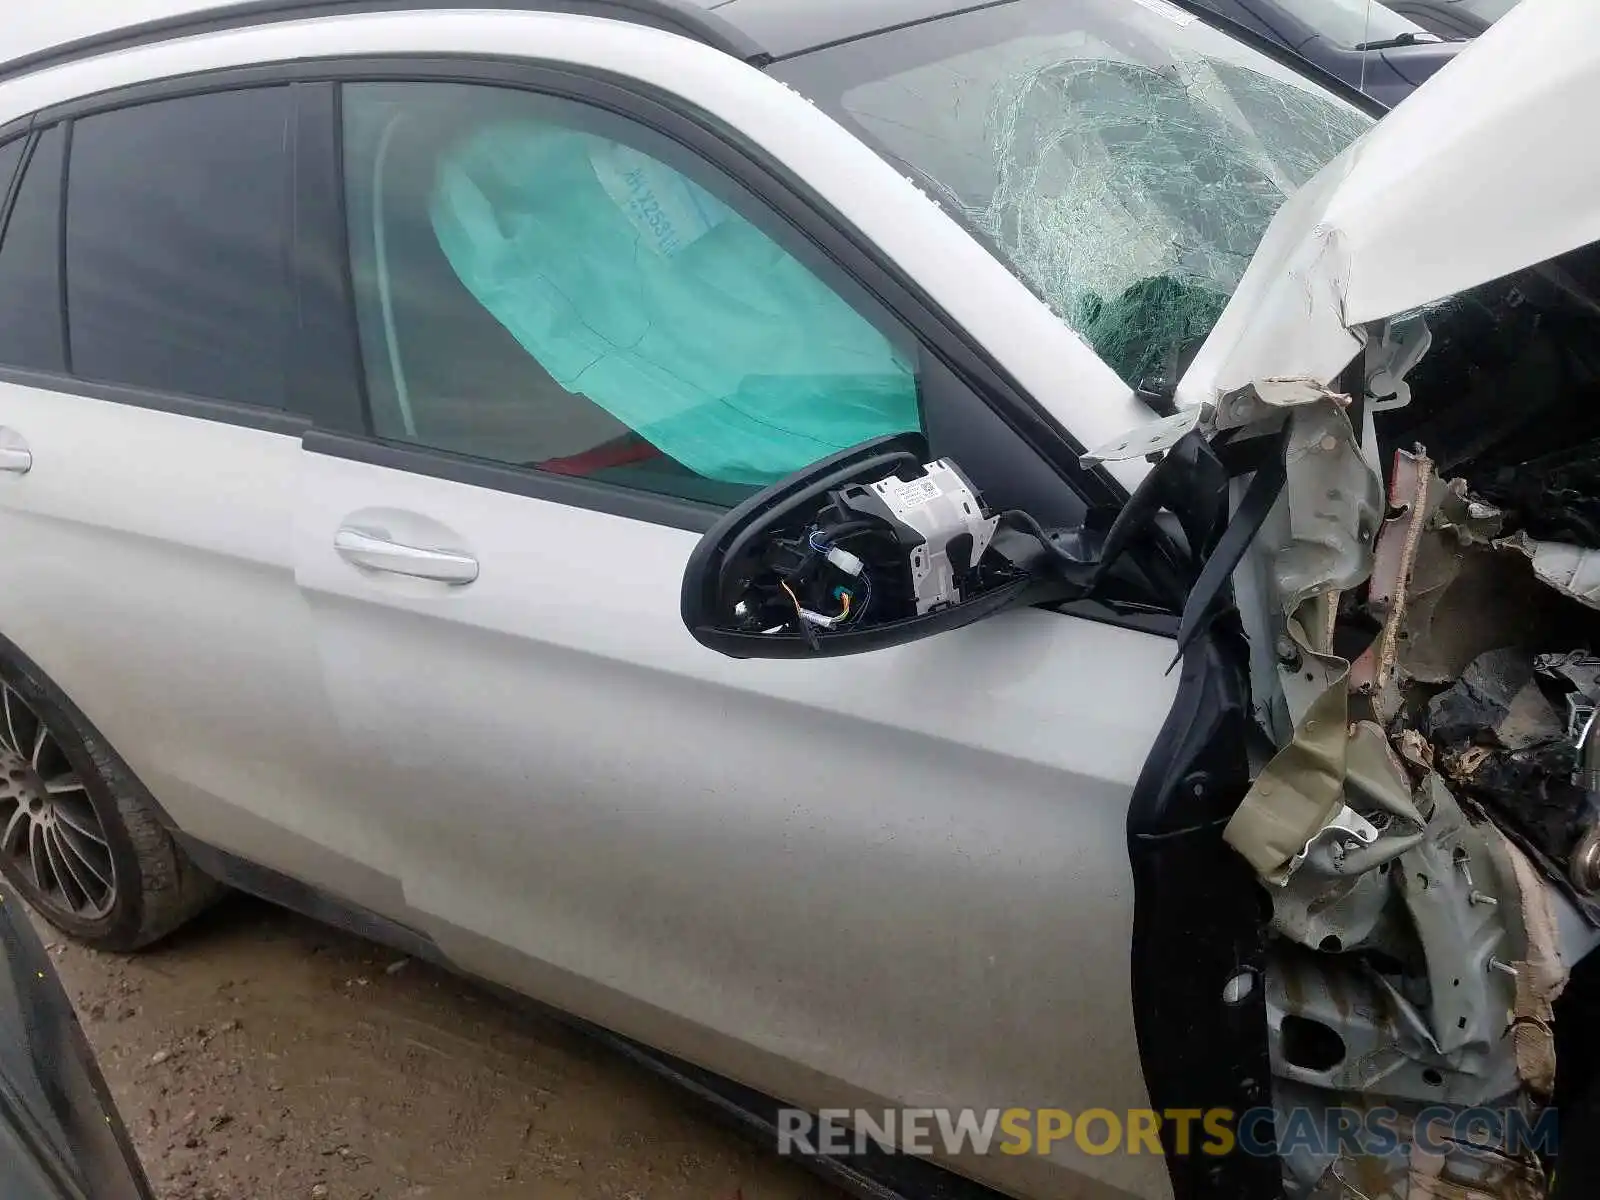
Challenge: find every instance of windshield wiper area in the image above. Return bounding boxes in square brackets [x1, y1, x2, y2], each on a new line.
[1352, 31, 1442, 50]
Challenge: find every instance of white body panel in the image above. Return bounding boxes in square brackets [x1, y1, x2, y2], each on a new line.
[294, 452, 1177, 1200]
[0, 384, 338, 859]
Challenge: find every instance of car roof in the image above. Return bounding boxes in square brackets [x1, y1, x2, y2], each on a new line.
[0, 0, 1002, 82]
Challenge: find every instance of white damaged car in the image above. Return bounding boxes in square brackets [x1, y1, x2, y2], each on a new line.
[1, 2, 1598, 1200]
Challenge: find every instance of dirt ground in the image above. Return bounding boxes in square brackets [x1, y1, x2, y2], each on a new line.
[34, 894, 845, 1200]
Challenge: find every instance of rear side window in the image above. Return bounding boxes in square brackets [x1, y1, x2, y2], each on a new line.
[65, 88, 295, 408]
[0, 138, 22, 201]
[0, 127, 66, 373]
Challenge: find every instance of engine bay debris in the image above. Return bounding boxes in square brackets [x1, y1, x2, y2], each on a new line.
[1148, 374, 1600, 1197]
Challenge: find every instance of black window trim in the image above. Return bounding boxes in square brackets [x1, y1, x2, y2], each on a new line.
[0, 128, 36, 249]
[13, 53, 1133, 538]
[56, 121, 72, 375]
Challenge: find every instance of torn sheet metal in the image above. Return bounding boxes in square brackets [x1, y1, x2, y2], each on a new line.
[1269, 398, 1381, 624]
[1079, 405, 1204, 466]
[1223, 388, 1382, 879]
[1498, 532, 1600, 611]
[1079, 376, 1345, 467]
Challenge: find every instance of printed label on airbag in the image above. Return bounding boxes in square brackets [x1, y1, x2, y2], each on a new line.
[590, 142, 731, 259]
[893, 478, 943, 509]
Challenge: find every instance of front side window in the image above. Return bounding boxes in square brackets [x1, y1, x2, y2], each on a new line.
[341, 82, 922, 506]
[65, 87, 295, 408]
[773, 0, 1374, 387]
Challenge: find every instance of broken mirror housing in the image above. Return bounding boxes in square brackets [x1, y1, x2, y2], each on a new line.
[679, 434, 1110, 659]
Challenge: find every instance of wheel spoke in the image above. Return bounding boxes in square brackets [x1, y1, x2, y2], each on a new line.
[29, 720, 47, 771]
[56, 823, 110, 892]
[43, 774, 85, 797]
[26, 821, 47, 892]
[49, 827, 100, 911]
[42, 827, 84, 912]
[1, 804, 26, 855]
[0, 687, 19, 757]
[51, 797, 106, 846]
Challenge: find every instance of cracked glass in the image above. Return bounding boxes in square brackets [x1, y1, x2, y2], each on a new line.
[773, 0, 1373, 388]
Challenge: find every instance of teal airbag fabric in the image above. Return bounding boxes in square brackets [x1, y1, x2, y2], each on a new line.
[430, 121, 919, 486]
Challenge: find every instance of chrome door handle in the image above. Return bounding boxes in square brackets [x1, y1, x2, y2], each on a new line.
[334, 527, 479, 584]
[0, 428, 31, 475]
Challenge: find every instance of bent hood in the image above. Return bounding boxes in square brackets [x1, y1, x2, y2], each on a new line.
[1175, 0, 1600, 406]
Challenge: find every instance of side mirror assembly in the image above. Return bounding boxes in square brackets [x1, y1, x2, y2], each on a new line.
[679, 434, 1093, 659]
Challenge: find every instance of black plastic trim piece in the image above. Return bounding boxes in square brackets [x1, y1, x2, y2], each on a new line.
[0, 0, 768, 87]
[0, 128, 29, 237]
[697, 576, 1044, 660]
[585, 1033, 1015, 1200]
[0, 365, 312, 436]
[288, 81, 370, 434]
[37, 64, 342, 125]
[683, 433, 930, 625]
[172, 834, 448, 967]
[56, 121, 72, 374]
[303, 429, 726, 532]
[1053, 597, 1180, 639]
[1126, 624, 1278, 1200]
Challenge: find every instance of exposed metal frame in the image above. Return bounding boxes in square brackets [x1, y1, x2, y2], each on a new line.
[0, 0, 769, 86]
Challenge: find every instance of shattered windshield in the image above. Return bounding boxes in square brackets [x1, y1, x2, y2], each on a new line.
[772, 0, 1373, 388]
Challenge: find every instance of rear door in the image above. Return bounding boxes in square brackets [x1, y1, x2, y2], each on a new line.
[290, 43, 1178, 1200]
[0, 83, 334, 879]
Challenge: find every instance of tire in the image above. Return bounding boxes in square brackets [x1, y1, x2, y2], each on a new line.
[0, 640, 221, 951]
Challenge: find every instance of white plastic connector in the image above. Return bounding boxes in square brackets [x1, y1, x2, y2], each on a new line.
[825, 546, 864, 577]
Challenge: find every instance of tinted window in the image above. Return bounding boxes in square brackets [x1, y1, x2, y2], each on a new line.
[0, 128, 65, 372]
[66, 88, 294, 407]
[341, 82, 922, 507]
[0, 139, 23, 210]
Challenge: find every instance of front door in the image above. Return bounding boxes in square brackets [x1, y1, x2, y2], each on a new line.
[293, 66, 1178, 1200]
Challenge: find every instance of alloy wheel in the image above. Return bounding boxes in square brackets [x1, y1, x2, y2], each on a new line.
[0, 682, 115, 919]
